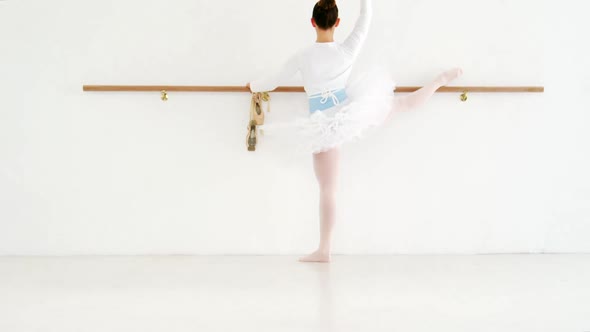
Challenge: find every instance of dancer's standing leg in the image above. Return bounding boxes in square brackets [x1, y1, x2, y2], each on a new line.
[297, 68, 462, 263]
[299, 147, 341, 263]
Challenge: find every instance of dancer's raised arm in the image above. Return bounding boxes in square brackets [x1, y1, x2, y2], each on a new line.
[340, 0, 373, 58]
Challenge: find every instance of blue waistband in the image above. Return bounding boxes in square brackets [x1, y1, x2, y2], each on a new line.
[308, 88, 348, 113]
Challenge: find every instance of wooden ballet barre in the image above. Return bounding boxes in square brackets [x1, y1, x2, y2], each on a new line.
[82, 85, 545, 93]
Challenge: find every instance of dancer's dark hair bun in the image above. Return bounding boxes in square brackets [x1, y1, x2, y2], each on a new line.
[318, 0, 337, 10]
[313, 0, 339, 29]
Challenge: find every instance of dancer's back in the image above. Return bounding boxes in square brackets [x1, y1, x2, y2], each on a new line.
[250, 0, 372, 96]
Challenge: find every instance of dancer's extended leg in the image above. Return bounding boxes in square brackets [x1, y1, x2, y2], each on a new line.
[386, 68, 463, 121]
[299, 147, 341, 263]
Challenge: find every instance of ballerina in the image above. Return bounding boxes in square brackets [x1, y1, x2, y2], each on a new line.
[247, 0, 463, 263]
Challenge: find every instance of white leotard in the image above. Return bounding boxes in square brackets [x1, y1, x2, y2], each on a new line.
[250, 0, 372, 96]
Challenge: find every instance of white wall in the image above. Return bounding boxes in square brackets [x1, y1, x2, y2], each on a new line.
[0, 0, 588, 255]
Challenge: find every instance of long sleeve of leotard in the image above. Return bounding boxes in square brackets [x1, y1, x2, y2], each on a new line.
[249, 51, 301, 93]
[340, 0, 373, 58]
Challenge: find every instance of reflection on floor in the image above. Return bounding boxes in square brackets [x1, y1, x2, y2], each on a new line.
[1, 255, 588, 332]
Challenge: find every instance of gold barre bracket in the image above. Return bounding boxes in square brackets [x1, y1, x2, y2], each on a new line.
[461, 91, 468, 102]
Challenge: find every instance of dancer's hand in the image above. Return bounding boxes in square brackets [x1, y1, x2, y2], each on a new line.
[246, 82, 252, 92]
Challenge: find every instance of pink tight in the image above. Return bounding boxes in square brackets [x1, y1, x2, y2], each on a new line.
[298, 68, 463, 263]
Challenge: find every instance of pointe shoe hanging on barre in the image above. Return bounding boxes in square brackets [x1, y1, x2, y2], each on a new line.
[250, 92, 271, 126]
[246, 92, 270, 151]
[246, 120, 258, 152]
[250, 92, 264, 126]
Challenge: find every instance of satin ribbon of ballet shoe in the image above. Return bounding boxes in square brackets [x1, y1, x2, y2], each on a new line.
[253, 92, 271, 113]
[252, 92, 271, 135]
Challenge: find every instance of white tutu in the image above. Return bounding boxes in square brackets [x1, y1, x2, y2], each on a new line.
[260, 67, 396, 155]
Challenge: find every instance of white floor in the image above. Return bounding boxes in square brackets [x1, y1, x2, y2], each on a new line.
[0, 255, 589, 332]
